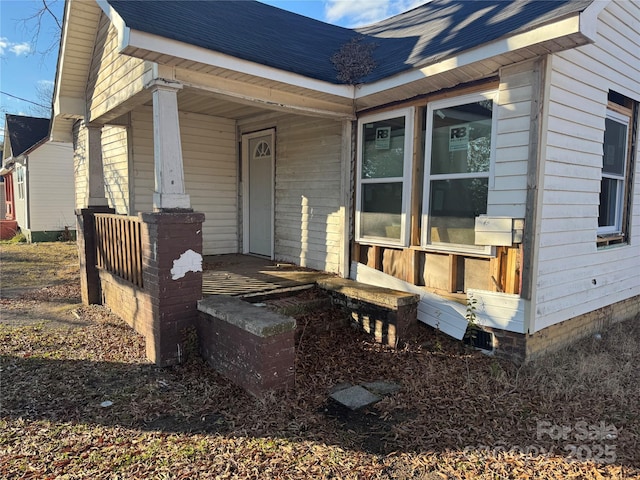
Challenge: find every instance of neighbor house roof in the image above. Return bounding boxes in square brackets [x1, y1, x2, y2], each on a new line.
[107, 0, 594, 84]
[4, 114, 50, 158]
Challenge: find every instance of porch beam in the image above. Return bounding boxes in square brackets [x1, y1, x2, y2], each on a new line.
[175, 69, 355, 120]
[147, 79, 191, 211]
[86, 123, 109, 207]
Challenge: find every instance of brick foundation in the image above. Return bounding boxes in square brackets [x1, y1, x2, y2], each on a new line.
[484, 295, 640, 363]
[525, 295, 640, 361]
[197, 296, 296, 396]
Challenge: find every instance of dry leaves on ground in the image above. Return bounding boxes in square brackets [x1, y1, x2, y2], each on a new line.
[1, 242, 639, 479]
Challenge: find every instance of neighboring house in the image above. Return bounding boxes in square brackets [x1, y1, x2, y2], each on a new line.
[51, 0, 639, 366]
[1, 114, 76, 242]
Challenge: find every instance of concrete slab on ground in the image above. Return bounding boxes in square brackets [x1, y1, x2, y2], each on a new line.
[329, 385, 382, 410]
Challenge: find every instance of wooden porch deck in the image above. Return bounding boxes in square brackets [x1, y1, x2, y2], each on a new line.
[202, 254, 334, 298]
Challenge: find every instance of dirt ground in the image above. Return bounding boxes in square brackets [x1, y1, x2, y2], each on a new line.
[1, 242, 639, 479]
[0, 242, 85, 329]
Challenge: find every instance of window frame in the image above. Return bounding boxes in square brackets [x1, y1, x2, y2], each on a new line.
[355, 106, 414, 247]
[16, 165, 25, 200]
[598, 108, 631, 237]
[421, 90, 498, 255]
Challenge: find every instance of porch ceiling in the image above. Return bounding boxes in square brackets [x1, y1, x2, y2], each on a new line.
[176, 87, 267, 120]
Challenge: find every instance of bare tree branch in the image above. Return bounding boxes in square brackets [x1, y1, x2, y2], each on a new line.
[18, 0, 62, 60]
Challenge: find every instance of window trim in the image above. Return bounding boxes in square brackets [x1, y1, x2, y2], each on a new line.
[355, 106, 414, 247]
[598, 108, 630, 237]
[421, 90, 498, 255]
[16, 165, 25, 201]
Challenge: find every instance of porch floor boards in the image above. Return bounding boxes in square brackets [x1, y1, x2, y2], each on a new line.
[202, 254, 333, 298]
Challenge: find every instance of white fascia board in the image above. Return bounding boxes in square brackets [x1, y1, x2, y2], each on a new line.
[95, 0, 130, 52]
[126, 29, 355, 100]
[52, 0, 74, 120]
[356, 15, 584, 99]
[579, 0, 610, 42]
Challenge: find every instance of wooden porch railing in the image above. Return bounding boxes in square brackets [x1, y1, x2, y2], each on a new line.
[95, 214, 144, 288]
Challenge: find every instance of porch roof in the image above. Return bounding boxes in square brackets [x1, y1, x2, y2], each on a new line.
[106, 0, 594, 85]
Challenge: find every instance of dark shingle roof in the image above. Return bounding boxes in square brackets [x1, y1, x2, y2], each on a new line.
[107, 0, 594, 85]
[5, 115, 50, 157]
[356, 0, 593, 82]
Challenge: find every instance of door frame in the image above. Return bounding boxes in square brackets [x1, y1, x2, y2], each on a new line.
[241, 128, 275, 258]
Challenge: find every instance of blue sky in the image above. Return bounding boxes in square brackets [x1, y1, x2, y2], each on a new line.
[0, 0, 426, 142]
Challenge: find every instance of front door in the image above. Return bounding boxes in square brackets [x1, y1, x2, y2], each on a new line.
[242, 129, 274, 257]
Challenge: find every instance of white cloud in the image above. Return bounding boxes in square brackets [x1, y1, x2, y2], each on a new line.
[325, 0, 428, 27]
[10, 42, 32, 56]
[0, 38, 32, 57]
[37, 80, 55, 87]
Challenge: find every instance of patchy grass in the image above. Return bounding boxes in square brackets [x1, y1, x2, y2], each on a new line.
[1, 243, 639, 479]
[0, 242, 79, 292]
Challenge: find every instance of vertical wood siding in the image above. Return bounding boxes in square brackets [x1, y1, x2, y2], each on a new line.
[130, 107, 238, 255]
[27, 143, 76, 231]
[534, 0, 640, 331]
[240, 115, 344, 273]
[102, 125, 129, 214]
[86, 13, 150, 122]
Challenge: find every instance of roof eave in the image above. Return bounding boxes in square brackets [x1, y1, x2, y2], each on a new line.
[355, 11, 594, 102]
[121, 29, 355, 101]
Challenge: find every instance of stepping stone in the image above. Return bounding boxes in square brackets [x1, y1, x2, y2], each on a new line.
[329, 385, 381, 410]
[362, 380, 401, 396]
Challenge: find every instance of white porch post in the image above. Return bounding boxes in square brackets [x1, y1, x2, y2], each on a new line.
[148, 79, 191, 211]
[86, 123, 109, 207]
[339, 119, 354, 278]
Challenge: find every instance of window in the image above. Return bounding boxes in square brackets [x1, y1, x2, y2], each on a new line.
[16, 166, 25, 200]
[356, 107, 414, 245]
[422, 91, 497, 253]
[598, 92, 636, 245]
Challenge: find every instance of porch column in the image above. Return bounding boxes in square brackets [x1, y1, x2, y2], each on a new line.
[77, 123, 114, 304]
[148, 79, 191, 211]
[339, 120, 354, 278]
[86, 123, 109, 207]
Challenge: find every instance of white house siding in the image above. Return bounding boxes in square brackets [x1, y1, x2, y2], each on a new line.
[533, 0, 640, 332]
[73, 122, 88, 209]
[240, 115, 344, 274]
[26, 142, 76, 231]
[86, 13, 150, 122]
[489, 60, 537, 219]
[13, 166, 27, 231]
[130, 107, 238, 255]
[102, 125, 129, 214]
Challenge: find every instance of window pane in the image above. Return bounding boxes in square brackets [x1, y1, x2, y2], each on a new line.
[430, 100, 492, 175]
[603, 117, 627, 176]
[361, 182, 403, 239]
[598, 177, 619, 228]
[362, 116, 405, 179]
[429, 178, 488, 245]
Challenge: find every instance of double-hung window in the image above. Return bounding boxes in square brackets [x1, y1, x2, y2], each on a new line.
[422, 91, 497, 253]
[355, 107, 414, 246]
[16, 166, 25, 200]
[598, 93, 636, 244]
